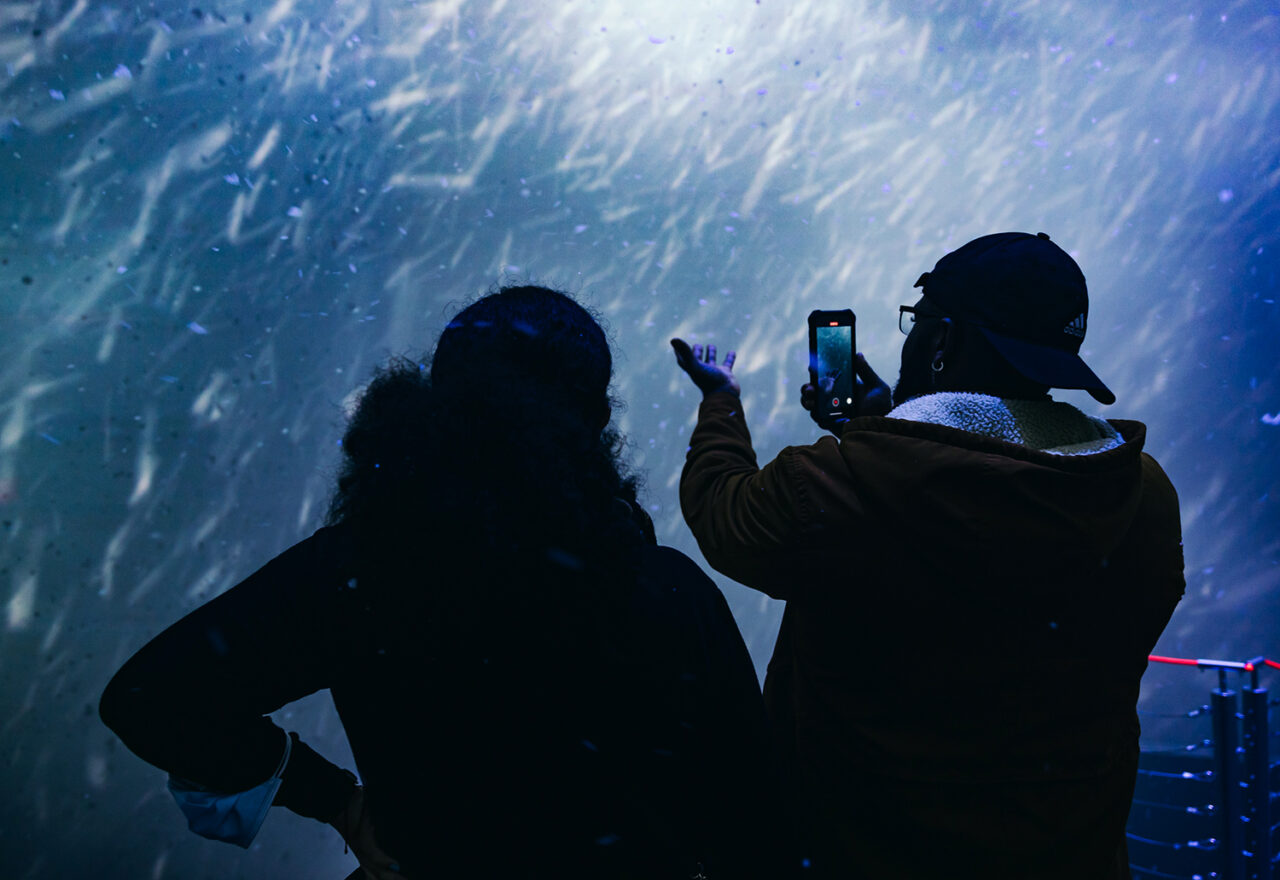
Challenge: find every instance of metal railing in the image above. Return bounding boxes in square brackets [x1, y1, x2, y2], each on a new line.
[1129, 655, 1278, 880]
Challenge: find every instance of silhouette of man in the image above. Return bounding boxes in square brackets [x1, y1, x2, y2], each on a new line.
[671, 233, 1185, 879]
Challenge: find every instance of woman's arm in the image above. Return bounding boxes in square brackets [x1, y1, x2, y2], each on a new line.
[99, 528, 360, 828]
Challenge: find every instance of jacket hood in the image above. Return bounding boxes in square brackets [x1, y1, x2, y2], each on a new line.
[887, 392, 1122, 455]
[840, 394, 1147, 576]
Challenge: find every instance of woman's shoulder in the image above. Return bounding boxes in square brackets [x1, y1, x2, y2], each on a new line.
[631, 544, 736, 630]
[635, 543, 713, 590]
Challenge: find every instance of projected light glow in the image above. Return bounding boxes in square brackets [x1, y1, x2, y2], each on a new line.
[1, 1, 1278, 877]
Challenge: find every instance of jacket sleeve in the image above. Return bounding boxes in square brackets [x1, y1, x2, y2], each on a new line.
[1130, 453, 1187, 651]
[99, 529, 358, 827]
[679, 392, 838, 599]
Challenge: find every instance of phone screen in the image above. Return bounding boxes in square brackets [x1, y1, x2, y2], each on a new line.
[815, 324, 855, 416]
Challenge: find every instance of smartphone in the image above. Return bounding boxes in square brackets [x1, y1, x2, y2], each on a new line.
[808, 309, 857, 422]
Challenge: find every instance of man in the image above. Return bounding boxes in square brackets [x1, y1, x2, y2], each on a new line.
[671, 232, 1185, 879]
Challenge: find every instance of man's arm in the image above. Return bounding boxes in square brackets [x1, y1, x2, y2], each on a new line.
[679, 391, 830, 599]
[671, 338, 863, 599]
[671, 337, 893, 598]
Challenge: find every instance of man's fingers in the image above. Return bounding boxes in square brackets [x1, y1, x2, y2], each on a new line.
[672, 338, 736, 390]
[854, 353, 885, 387]
[799, 383, 815, 411]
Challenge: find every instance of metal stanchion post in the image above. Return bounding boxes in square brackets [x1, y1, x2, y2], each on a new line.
[1212, 674, 1246, 880]
[1241, 662, 1271, 880]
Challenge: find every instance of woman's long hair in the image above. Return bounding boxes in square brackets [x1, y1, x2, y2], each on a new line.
[325, 286, 648, 657]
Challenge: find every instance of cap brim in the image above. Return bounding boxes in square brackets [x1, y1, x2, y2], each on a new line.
[978, 327, 1116, 405]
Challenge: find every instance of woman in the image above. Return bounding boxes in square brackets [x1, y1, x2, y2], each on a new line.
[100, 286, 789, 879]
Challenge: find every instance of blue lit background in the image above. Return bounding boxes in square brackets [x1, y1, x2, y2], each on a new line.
[1, 1, 1277, 876]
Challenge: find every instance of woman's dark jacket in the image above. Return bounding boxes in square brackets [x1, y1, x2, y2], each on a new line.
[100, 522, 790, 878]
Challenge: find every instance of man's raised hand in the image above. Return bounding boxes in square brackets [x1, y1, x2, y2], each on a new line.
[671, 338, 741, 397]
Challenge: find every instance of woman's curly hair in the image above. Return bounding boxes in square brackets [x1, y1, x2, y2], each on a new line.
[326, 286, 648, 654]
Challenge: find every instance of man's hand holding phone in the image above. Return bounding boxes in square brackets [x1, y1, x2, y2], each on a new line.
[801, 354, 893, 431]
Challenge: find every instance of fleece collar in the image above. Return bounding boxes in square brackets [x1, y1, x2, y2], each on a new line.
[886, 392, 1122, 456]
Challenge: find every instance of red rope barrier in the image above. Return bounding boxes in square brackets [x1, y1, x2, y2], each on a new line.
[1147, 655, 1199, 667]
[1147, 654, 1279, 672]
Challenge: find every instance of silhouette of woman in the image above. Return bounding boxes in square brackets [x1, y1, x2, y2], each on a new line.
[100, 286, 788, 879]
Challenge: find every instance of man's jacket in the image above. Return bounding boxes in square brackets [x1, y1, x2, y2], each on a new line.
[680, 391, 1185, 879]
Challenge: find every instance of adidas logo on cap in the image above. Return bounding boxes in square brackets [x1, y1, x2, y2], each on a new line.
[1063, 313, 1086, 338]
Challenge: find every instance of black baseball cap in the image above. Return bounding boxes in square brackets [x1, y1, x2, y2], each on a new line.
[913, 231, 1115, 405]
